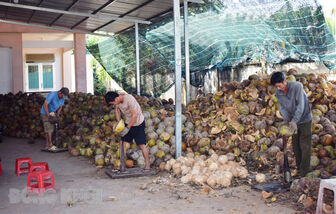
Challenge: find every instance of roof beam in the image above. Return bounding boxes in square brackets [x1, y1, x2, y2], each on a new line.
[71, 0, 116, 29]
[49, 0, 79, 26]
[0, 19, 114, 37]
[115, 0, 204, 34]
[92, 0, 155, 32]
[0, 1, 151, 24]
[27, 0, 44, 23]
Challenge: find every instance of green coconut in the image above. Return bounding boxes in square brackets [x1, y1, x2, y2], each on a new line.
[279, 124, 294, 136]
[237, 103, 249, 115]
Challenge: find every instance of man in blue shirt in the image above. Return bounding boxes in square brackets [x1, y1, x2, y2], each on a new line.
[40, 87, 69, 149]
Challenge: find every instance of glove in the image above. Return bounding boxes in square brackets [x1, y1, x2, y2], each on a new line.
[289, 121, 298, 134]
[120, 127, 130, 137]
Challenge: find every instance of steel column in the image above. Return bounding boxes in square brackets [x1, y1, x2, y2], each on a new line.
[173, 0, 182, 159]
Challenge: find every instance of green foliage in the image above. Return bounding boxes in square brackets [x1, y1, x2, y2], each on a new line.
[91, 58, 106, 96]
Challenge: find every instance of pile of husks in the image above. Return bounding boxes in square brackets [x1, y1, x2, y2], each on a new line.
[180, 72, 336, 180]
[0, 92, 45, 139]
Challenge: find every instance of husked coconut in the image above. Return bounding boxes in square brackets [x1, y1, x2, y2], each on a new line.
[186, 152, 194, 159]
[191, 167, 201, 175]
[227, 153, 235, 161]
[159, 162, 166, 171]
[192, 160, 201, 168]
[210, 153, 219, 161]
[256, 173, 266, 183]
[177, 156, 187, 164]
[222, 171, 233, 181]
[207, 176, 217, 187]
[238, 167, 249, 178]
[209, 162, 218, 171]
[217, 177, 231, 187]
[218, 155, 229, 165]
[172, 163, 182, 175]
[181, 166, 191, 175]
[184, 158, 194, 167]
[194, 175, 207, 185]
[181, 174, 192, 183]
[230, 167, 239, 177]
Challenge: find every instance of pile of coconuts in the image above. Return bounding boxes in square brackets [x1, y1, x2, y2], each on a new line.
[0, 92, 45, 139]
[1, 72, 336, 181]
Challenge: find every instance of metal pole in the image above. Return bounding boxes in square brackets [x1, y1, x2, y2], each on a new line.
[173, 0, 182, 159]
[135, 23, 141, 96]
[184, 0, 190, 104]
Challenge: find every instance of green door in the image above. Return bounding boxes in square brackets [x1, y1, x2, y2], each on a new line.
[43, 64, 53, 89]
[28, 65, 39, 89]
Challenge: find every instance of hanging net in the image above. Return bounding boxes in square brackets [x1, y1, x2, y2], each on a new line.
[87, 0, 336, 97]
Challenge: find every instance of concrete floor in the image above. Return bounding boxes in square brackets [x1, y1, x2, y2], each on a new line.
[0, 137, 297, 214]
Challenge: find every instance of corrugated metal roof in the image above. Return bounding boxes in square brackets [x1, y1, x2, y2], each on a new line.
[0, 0, 184, 35]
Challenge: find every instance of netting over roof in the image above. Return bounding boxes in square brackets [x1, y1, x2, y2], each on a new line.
[87, 0, 336, 97]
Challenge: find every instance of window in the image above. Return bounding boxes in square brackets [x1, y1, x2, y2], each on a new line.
[26, 63, 55, 92]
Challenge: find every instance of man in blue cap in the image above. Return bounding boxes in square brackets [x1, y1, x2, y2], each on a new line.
[40, 87, 69, 149]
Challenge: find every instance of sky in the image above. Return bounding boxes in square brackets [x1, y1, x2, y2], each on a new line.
[318, 0, 336, 19]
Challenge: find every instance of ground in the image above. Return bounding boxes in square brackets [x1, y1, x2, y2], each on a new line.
[0, 137, 298, 214]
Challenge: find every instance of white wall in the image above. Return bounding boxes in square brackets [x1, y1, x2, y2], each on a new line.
[63, 49, 75, 92]
[0, 47, 12, 94]
[86, 55, 93, 94]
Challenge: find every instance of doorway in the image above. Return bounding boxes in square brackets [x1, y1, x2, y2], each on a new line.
[0, 47, 13, 94]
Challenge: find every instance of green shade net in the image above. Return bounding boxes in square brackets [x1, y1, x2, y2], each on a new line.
[87, 0, 336, 97]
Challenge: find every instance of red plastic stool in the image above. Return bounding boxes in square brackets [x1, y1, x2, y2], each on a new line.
[15, 157, 32, 176]
[0, 161, 2, 175]
[27, 170, 55, 195]
[29, 162, 49, 173]
[27, 171, 42, 194]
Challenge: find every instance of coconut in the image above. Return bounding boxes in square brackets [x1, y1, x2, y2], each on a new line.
[209, 162, 218, 171]
[310, 155, 320, 168]
[114, 119, 125, 134]
[159, 162, 166, 171]
[181, 174, 192, 183]
[279, 124, 294, 136]
[160, 132, 171, 142]
[125, 160, 134, 168]
[267, 145, 280, 156]
[218, 155, 229, 165]
[217, 177, 231, 187]
[172, 163, 182, 175]
[206, 176, 217, 187]
[256, 173, 266, 183]
[150, 145, 159, 155]
[181, 166, 191, 175]
[210, 153, 219, 161]
[238, 167, 249, 178]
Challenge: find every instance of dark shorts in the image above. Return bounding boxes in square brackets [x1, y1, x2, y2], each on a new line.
[121, 121, 146, 145]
